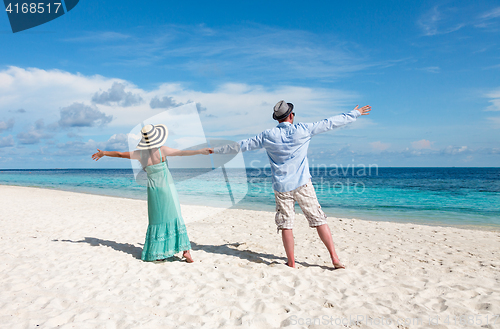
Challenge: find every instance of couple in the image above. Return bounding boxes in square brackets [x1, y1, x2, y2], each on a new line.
[92, 101, 371, 268]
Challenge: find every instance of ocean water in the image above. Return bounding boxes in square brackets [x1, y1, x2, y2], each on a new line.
[1, 167, 499, 230]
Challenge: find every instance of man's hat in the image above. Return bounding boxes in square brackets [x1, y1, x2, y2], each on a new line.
[273, 100, 294, 120]
[136, 124, 168, 150]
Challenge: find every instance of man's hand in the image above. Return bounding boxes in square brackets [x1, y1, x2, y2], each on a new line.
[354, 105, 371, 115]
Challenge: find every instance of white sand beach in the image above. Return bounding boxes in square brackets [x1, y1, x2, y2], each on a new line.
[0, 185, 499, 329]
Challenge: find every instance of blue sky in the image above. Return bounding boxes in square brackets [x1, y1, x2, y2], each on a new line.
[0, 0, 499, 168]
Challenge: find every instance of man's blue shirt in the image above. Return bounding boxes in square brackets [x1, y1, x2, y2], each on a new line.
[214, 109, 361, 192]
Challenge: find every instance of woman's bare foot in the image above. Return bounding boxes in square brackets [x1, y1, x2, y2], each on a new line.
[286, 260, 296, 268]
[183, 250, 194, 263]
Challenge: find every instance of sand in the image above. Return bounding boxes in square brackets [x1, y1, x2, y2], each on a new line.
[0, 185, 499, 329]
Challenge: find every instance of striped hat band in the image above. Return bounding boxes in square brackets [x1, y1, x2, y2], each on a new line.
[136, 124, 169, 150]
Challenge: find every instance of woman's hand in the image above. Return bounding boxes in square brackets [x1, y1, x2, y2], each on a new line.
[92, 149, 105, 161]
[200, 148, 213, 155]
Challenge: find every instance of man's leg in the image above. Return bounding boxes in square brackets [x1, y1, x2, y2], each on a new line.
[295, 181, 345, 269]
[281, 229, 295, 268]
[316, 224, 345, 269]
[274, 190, 295, 267]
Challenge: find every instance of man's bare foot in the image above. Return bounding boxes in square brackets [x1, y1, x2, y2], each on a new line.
[183, 250, 194, 263]
[286, 261, 296, 268]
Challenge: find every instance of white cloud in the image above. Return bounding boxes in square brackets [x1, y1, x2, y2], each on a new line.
[55, 139, 99, 156]
[17, 119, 52, 144]
[195, 103, 207, 113]
[474, 7, 500, 30]
[418, 6, 464, 36]
[479, 7, 500, 20]
[485, 89, 500, 112]
[0, 118, 14, 132]
[55, 133, 138, 155]
[411, 139, 434, 150]
[0, 66, 363, 153]
[0, 135, 14, 148]
[103, 133, 131, 151]
[171, 83, 359, 136]
[486, 64, 500, 70]
[60, 25, 394, 81]
[418, 66, 441, 73]
[64, 31, 132, 43]
[92, 82, 143, 107]
[418, 7, 441, 36]
[370, 141, 390, 151]
[150, 96, 183, 109]
[58, 103, 112, 127]
[419, 5, 500, 36]
[372, 144, 477, 160]
[0, 66, 119, 122]
[484, 89, 500, 128]
[488, 117, 500, 128]
[442, 145, 468, 155]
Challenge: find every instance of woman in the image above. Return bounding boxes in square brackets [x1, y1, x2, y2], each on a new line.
[91, 124, 212, 263]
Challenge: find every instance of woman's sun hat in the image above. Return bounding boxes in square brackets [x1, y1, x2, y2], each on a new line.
[136, 124, 168, 150]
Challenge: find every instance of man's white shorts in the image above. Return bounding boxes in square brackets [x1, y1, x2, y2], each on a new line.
[274, 180, 327, 233]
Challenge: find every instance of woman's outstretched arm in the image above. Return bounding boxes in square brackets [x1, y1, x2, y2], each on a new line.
[92, 149, 135, 161]
[162, 146, 213, 157]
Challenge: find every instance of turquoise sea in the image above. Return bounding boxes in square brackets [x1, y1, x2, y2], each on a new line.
[1, 167, 499, 230]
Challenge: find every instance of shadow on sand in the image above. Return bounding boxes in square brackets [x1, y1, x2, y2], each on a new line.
[54, 237, 143, 260]
[54, 238, 335, 270]
[191, 242, 335, 270]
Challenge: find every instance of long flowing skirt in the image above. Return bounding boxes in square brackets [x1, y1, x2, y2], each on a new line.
[141, 162, 191, 261]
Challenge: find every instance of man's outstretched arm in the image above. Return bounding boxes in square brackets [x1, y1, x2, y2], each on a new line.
[307, 105, 371, 136]
[213, 132, 265, 154]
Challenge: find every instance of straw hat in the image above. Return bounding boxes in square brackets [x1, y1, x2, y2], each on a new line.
[136, 124, 168, 150]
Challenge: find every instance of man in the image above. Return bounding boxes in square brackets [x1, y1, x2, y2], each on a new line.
[213, 101, 371, 269]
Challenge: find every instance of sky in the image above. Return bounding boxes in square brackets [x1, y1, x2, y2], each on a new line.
[0, 0, 499, 169]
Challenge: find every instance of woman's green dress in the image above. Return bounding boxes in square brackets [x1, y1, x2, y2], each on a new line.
[141, 148, 191, 261]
